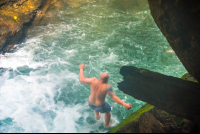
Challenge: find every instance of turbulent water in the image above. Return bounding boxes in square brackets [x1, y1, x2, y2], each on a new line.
[0, 0, 187, 133]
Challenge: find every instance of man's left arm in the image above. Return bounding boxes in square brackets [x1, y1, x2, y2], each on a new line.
[107, 85, 132, 110]
[79, 63, 96, 85]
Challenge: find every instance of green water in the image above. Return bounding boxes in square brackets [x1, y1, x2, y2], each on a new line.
[0, 0, 186, 133]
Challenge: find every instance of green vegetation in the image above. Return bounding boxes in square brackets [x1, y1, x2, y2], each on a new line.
[140, 70, 145, 73]
[108, 103, 154, 133]
[181, 72, 198, 83]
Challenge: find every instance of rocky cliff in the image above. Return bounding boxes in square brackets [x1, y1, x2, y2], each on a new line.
[0, 0, 46, 53]
[0, 0, 66, 53]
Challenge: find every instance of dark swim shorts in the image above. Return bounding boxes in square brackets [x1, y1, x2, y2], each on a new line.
[88, 100, 111, 113]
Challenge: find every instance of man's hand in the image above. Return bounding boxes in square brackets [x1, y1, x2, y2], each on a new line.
[79, 63, 87, 70]
[124, 103, 132, 110]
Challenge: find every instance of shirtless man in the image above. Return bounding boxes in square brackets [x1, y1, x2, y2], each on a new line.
[79, 63, 132, 127]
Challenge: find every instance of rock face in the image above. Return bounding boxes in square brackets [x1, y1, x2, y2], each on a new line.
[0, 0, 81, 53]
[139, 112, 164, 133]
[0, 0, 47, 53]
[118, 66, 200, 123]
[147, 0, 200, 82]
[109, 104, 199, 133]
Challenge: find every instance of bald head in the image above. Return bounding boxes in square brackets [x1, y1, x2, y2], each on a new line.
[100, 73, 109, 83]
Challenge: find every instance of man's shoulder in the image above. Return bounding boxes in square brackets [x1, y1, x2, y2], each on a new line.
[92, 77, 98, 80]
[106, 84, 112, 91]
[106, 84, 111, 88]
[91, 77, 98, 82]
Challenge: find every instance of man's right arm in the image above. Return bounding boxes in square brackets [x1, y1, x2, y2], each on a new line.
[79, 63, 96, 85]
[107, 85, 132, 110]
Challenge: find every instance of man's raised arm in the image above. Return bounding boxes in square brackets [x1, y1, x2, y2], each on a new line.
[107, 85, 132, 110]
[79, 63, 96, 85]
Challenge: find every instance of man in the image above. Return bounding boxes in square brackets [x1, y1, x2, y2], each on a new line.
[79, 63, 132, 127]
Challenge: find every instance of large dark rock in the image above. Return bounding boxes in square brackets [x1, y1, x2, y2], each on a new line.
[147, 0, 200, 82]
[118, 66, 200, 123]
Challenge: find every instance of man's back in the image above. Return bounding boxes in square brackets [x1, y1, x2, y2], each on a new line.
[89, 78, 109, 106]
[79, 63, 132, 126]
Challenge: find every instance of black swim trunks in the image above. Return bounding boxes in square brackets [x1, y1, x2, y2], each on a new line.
[88, 100, 111, 113]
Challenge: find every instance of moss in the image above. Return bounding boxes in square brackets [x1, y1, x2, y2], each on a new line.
[181, 72, 189, 79]
[181, 72, 198, 83]
[108, 103, 154, 133]
[140, 70, 145, 73]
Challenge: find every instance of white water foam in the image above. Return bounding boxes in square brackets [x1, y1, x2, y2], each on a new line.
[0, 35, 121, 133]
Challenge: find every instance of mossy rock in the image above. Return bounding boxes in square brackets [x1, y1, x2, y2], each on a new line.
[181, 72, 198, 83]
[108, 103, 154, 133]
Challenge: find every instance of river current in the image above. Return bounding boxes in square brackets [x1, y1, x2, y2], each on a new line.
[0, 0, 186, 133]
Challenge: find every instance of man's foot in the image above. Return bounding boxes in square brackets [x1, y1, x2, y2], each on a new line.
[105, 121, 114, 127]
[96, 112, 101, 120]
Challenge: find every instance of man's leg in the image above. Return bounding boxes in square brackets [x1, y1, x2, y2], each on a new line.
[105, 111, 112, 127]
[95, 111, 100, 120]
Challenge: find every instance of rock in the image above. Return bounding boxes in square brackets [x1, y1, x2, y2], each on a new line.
[0, 0, 47, 53]
[139, 112, 164, 133]
[116, 119, 139, 133]
[150, 108, 169, 124]
[27, 0, 61, 32]
[109, 105, 199, 133]
[0, 0, 81, 50]
[147, 0, 200, 82]
[109, 70, 200, 133]
[118, 66, 200, 123]
[182, 118, 197, 133]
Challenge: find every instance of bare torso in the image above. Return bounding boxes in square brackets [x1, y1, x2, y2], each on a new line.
[88, 78, 108, 106]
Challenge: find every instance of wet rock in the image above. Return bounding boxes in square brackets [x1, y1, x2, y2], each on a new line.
[109, 105, 199, 133]
[0, 0, 79, 49]
[108, 103, 155, 133]
[0, 0, 47, 53]
[139, 112, 164, 133]
[116, 119, 139, 133]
